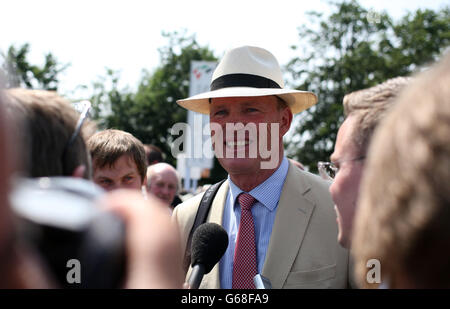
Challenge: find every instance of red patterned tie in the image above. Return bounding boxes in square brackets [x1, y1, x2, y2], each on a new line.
[232, 193, 258, 289]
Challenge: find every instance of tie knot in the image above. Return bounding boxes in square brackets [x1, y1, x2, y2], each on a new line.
[238, 193, 256, 211]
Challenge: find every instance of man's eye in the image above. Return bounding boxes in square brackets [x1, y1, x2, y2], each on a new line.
[124, 176, 133, 182]
[246, 108, 258, 113]
[213, 110, 227, 116]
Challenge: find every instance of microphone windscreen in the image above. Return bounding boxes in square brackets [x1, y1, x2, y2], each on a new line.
[191, 223, 229, 274]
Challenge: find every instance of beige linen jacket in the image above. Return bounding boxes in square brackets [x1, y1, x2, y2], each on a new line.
[172, 161, 351, 288]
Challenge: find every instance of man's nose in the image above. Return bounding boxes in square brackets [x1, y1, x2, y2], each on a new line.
[109, 183, 120, 192]
[162, 186, 170, 195]
[228, 112, 249, 125]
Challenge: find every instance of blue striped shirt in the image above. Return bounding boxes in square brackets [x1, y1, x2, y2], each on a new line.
[219, 157, 289, 289]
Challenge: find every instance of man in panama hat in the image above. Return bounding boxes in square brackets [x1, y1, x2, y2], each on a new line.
[173, 46, 351, 289]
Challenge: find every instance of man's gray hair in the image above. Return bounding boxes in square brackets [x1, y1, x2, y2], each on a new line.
[146, 163, 181, 193]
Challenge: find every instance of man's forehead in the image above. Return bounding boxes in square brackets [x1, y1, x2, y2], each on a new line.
[153, 170, 178, 181]
[95, 169, 137, 178]
[332, 116, 360, 161]
[94, 154, 137, 168]
[94, 163, 139, 178]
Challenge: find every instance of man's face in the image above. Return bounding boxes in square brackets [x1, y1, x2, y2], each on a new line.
[93, 154, 144, 192]
[329, 116, 365, 248]
[148, 169, 178, 205]
[209, 96, 292, 175]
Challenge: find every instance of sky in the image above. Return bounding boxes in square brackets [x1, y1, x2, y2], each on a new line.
[1, 0, 448, 98]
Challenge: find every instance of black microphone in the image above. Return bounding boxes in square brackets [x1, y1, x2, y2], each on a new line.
[188, 223, 228, 289]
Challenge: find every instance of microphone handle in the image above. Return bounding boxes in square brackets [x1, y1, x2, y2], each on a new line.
[188, 264, 205, 289]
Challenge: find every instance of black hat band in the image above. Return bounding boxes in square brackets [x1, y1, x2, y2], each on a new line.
[210, 73, 281, 91]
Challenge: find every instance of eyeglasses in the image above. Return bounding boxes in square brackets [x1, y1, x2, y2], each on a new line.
[62, 101, 91, 158]
[317, 156, 365, 181]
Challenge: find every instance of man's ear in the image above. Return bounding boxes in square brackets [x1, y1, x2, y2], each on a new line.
[280, 107, 293, 137]
[72, 165, 86, 178]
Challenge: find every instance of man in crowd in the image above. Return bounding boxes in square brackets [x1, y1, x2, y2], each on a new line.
[146, 162, 180, 207]
[87, 129, 147, 192]
[320, 77, 411, 248]
[173, 46, 350, 288]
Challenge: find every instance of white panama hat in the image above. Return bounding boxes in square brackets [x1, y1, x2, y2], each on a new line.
[176, 46, 317, 114]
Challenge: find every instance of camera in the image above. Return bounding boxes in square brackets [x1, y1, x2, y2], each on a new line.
[9, 177, 126, 288]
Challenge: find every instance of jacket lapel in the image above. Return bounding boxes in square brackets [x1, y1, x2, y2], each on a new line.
[261, 163, 316, 288]
[199, 180, 229, 289]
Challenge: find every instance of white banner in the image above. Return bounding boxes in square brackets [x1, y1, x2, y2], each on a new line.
[177, 61, 217, 190]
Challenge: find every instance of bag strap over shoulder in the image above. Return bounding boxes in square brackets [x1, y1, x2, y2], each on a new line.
[183, 179, 226, 272]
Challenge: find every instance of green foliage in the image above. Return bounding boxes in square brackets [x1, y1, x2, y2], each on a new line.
[90, 30, 218, 172]
[134, 30, 216, 161]
[286, 0, 450, 171]
[0, 43, 68, 90]
[5, 3, 448, 182]
[89, 68, 135, 132]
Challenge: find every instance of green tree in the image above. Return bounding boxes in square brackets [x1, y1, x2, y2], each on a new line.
[89, 68, 136, 133]
[0, 43, 68, 90]
[90, 31, 227, 181]
[285, 0, 450, 171]
[133, 30, 217, 162]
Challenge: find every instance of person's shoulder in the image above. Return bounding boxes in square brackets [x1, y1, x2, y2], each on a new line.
[288, 162, 331, 191]
[174, 181, 228, 217]
[285, 163, 333, 210]
[301, 169, 331, 191]
[174, 192, 205, 215]
[172, 192, 205, 238]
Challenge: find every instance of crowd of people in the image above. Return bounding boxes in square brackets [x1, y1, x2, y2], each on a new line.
[0, 44, 448, 289]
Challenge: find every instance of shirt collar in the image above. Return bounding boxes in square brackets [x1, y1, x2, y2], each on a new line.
[228, 157, 289, 212]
